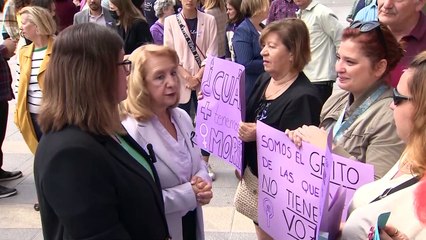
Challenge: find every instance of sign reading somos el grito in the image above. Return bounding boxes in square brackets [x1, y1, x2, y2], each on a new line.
[256, 121, 374, 240]
[195, 56, 245, 175]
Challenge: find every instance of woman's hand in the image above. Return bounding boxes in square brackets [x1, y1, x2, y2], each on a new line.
[288, 125, 328, 149]
[238, 122, 256, 142]
[379, 226, 409, 240]
[186, 75, 200, 90]
[285, 129, 303, 148]
[191, 176, 213, 205]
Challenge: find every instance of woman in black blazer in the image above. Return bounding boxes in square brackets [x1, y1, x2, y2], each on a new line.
[34, 23, 169, 240]
[109, 0, 153, 54]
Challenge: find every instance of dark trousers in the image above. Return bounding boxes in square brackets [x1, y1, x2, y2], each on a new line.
[178, 90, 198, 117]
[29, 113, 43, 141]
[312, 81, 334, 106]
[0, 101, 8, 168]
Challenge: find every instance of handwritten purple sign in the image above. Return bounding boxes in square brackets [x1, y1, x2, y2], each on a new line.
[195, 56, 245, 175]
[256, 121, 374, 240]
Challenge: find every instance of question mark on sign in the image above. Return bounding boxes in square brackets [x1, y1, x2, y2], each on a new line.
[263, 198, 274, 228]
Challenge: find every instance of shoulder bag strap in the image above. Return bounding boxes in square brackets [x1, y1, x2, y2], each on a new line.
[370, 176, 419, 203]
[176, 14, 202, 68]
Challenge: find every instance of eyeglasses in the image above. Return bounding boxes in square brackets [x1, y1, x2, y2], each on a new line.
[392, 88, 412, 106]
[117, 59, 132, 75]
[350, 21, 388, 56]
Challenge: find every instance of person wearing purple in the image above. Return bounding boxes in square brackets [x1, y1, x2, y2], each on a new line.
[266, 0, 298, 24]
[150, 0, 174, 45]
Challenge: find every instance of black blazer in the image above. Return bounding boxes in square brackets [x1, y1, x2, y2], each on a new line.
[34, 126, 170, 240]
[118, 19, 153, 54]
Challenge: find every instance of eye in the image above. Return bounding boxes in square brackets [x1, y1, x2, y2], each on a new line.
[156, 74, 165, 80]
[171, 70, 177, 76]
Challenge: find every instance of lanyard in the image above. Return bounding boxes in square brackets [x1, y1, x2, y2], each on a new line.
[333, 85, 388, 143]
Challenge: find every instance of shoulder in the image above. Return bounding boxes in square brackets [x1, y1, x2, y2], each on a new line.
[164, 14, 177, 25]
[171, 108, 193, 125]
[75, 9, 88, 17]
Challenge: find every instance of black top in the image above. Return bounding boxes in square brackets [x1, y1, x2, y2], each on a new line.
[118, 19, 153, 54]
[34, 126, 170, 240]
[143, 0, 158, 27]
[244, 72, 323, 176]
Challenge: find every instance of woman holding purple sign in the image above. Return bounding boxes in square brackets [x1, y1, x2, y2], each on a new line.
[120, 44, 212, 240]
[287, 21, 405, 180]
[235, 18, 322, 240]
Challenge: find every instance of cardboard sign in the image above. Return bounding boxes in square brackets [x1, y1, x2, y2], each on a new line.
[195, 56, 245, 175]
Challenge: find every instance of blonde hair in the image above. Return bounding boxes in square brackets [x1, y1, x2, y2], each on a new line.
[120, 44, 180, 122]
[241, 0, 269, 18]
[204, 0, 225, 11]
[405, 51, 426, 177]
[38, 23, 124, 135]
[19, 6, 56, 36]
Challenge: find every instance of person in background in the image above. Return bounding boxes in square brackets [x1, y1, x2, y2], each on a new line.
[150, 0, 174, 44]
[204, 0, 227, 58]
[238, 19, 322, 240]
[30, 0, 56, 17]
[287, 21, 405, 180]
[346, 0, 373, 22]
[224, 0, 243, 61]
[377, 0, 426, 88]
[73, 0, 116, 29]
[16, 6, 55, 154]
[340, 51, 426, 240]
[3, 0, 31, 41]
[109, 0, 153, 54]
[163, 0, 218, 179]
[232, 0, 269, 101]
[53, 0, 79, 31]
[294, 0, 343, 104]
[143, 0, 158, 26]
[121, 44, 213, 240]
[0, 38, 21, 199]
[266, 0, 298, 24]
[34, 23, 170, 240]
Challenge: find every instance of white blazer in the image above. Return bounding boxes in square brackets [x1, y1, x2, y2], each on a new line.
[122, 108, 210, 240]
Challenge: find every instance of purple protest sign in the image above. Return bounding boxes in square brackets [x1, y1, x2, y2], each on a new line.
[256, 121, 374, 240]
[195, 56, 245, 175]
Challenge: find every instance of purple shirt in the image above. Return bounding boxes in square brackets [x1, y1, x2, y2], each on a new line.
[150, 21, 164, 45]
[266, 0, 299, 24]
[390, 13, 426, 87]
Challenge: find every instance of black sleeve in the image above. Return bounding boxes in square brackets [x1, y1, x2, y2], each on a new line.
[42, 146, 131, 239]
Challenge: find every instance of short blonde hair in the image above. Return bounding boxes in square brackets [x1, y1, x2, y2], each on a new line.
[19, 6, 56, 36]
[241, 0, 269, 18]
[120, 44, 180, 122]
[260, 18, 311, 72]
[38, 23, 124, 135]
[405, 51, 426, 177]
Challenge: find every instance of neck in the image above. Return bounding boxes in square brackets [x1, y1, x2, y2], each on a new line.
[182, 8, 197, 19]
[271, 69, 298, 84]
[33, 36, 49, 49]
[90, 8, 102, 17]
[387, 13, 420, 41]
[153, 108, 170, 122]
[159, 17, 165, 25]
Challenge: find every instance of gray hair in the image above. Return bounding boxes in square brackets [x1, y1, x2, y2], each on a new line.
[154, 0, 174, 18]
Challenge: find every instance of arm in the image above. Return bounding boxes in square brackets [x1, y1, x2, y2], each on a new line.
[150, 27, 163, 45]
[266, 1, 277, 24]
[163, 17, 174, 49]
[42, 147, 131, 239]
[136, 20, 153, 46]
[280, 94, 322, 131]
[232, 24, 264, 75]
[162, 182, 199, 215]
[320, 9, 344, 50]
[224, 30, 231, 60]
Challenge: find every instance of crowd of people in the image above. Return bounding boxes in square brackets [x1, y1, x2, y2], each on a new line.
[0, 0, 424, 239]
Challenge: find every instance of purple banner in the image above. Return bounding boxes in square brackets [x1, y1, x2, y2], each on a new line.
[195, 56, 245, 175]
[256, 121, 374, 240]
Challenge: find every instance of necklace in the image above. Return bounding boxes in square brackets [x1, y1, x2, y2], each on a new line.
[264, 76, 296, 99]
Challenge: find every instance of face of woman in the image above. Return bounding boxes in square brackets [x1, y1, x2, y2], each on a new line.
[390, 69, 415, 143]
[20, 13, 37, 41]
[260, 32, 294, 78]
[226, 3, 237, 20]
[116, 50, 128, 103]
[109, 2, 120, 17]
[162, 5, 175, 18]
[335, 39, 385, 97]
[144, 56, 179, 111]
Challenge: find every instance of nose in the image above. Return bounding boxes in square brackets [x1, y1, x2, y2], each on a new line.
[260, 46, 267, 56]
[380, 0, 393, 9]
[166, 74, 178, 87]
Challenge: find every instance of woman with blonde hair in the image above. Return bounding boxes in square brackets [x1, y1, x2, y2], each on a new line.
[109, 0, 152, 54]
[15, 6, 56, 154]
[34, 23, 169, 239]
[121, 44, 212, 240]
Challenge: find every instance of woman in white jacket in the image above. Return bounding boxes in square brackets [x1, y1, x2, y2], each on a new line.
[120, 44, 213, 240]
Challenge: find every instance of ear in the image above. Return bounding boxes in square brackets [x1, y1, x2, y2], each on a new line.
[415, 0, 426, 12]
[374, 59, 387, 79]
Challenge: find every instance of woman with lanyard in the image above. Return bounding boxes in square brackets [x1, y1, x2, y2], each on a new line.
[164, 0, 218, 179]
[287, 21, 405, 180]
